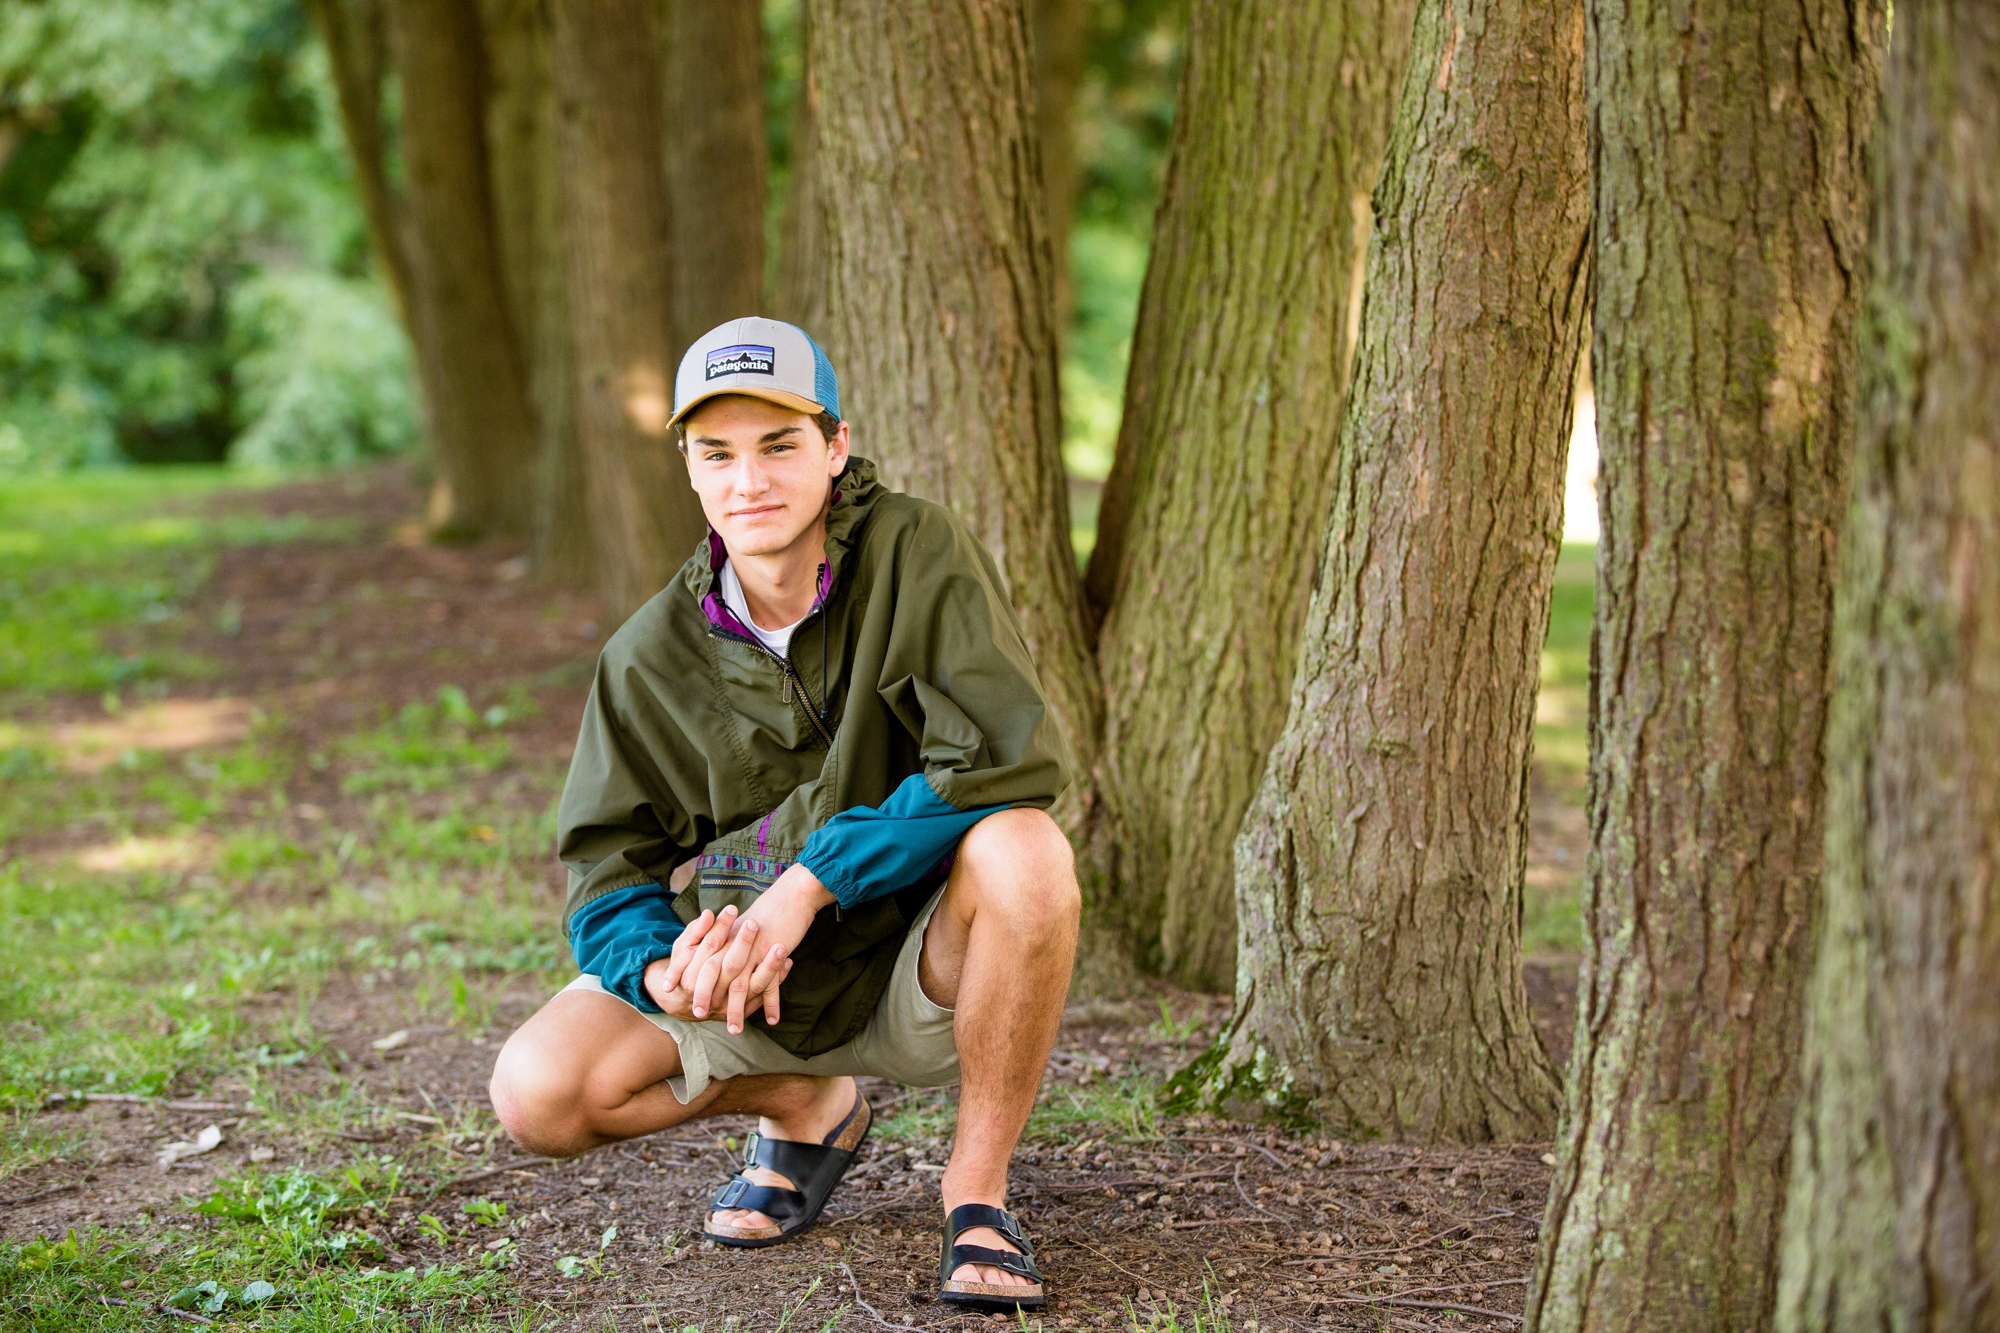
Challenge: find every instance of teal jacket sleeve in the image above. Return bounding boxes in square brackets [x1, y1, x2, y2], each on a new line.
[568, 881, 683, 1013]
[797, 772, 1003, 910]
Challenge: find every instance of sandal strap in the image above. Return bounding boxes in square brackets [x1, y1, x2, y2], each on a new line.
[711, 1175, 806, 1222]
[949, 1244, 1042, 1281]
[945, 1203, 1034, 1257]
[743, 1126, 859, 1200]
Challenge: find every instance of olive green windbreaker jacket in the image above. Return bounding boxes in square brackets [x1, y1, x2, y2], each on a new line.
[554, 459, 1070, 1056]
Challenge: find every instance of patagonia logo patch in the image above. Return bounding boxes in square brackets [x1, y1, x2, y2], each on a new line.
[705, 344, 776, 379]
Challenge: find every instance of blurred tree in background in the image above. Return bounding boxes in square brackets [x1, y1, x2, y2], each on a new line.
[0, 0, 413, 475]
[0, 0, 1182, 491]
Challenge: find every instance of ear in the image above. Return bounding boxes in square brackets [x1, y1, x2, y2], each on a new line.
[827, 421, 851, 476]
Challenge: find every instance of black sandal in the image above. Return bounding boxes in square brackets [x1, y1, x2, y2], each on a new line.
[702, 1093, 871, 1248]
[938, 1203, 1046, 1312]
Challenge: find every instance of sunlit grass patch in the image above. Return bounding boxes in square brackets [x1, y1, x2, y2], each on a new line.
[0, 468, 348, 699]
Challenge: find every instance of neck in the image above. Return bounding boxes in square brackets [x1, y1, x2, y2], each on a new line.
[728, 518, 828, 630]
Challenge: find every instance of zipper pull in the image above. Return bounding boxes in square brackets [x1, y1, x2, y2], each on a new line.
[781, 669, 793, 703]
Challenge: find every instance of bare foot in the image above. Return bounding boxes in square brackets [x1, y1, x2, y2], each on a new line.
[706, 1075, 860, 1238]
[949, 1219, 1036, 1288]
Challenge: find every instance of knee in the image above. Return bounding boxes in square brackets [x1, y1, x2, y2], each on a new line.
[959, 807, 1081, 930]
[489, 1033, 593, 1158]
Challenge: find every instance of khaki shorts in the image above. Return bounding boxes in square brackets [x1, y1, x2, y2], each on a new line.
[559, 886, 959, 1104]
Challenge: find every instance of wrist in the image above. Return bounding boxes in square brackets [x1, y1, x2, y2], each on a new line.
[779, 864, 836, 912]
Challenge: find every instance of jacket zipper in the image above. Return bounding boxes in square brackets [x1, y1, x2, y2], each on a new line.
[710, 625, 836, 749]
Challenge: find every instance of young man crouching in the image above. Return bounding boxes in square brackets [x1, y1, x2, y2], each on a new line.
[489, 318, 1078, 1312]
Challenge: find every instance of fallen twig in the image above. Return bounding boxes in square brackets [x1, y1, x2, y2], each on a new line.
[837, 1260, 924, 1333]
[1284, 1212, 1520, 1263]
[1166, 1217, 1281, 1229]
[1173, 1136, 1291, 1169]
[825, 1190, 929, 1226]
[46, 1093, 243, 1113]
[435, 1157, 553, 1191]
[98, 1296, 216, 1326]
[1316, 1294, 1523, 1323]
[1236, 1160, 1295, 1224]
[1, 1182, 78, 1208]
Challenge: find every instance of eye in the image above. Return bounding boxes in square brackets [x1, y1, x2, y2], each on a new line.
[703, 450, 730, 463]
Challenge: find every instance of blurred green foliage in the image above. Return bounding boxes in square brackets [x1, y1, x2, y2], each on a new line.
[0, 0, 414, 475]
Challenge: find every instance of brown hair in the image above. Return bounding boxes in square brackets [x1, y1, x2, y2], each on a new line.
[676, 395, 841, 453]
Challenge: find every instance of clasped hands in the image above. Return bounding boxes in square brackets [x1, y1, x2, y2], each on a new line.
[642, 863, 836, 1035]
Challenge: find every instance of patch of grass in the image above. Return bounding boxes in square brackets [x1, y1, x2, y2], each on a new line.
[1535, 542, 1594, 786]
[0, 1221, 527, 1331]
[0, 467, 347, 699]
[335, 687, 529, 796]
[1522, 880, 1584, 957]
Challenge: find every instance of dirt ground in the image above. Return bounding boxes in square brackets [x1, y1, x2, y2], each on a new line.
[2, 466, 1589, 1331]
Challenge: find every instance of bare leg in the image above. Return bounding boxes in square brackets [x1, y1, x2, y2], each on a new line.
[919, 807, 1080, 1289]
[488, 990, 854, 1231]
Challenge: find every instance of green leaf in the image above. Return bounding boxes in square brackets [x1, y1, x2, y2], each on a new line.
[239, 1279, 276, 1304]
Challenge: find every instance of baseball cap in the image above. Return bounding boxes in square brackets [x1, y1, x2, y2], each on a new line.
[670, 316, 841, 430]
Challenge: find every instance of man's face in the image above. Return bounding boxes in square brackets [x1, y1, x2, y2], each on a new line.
[682, 396, 850, 559]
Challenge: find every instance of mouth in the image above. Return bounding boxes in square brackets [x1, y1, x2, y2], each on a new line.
[728, 505, 785, 521]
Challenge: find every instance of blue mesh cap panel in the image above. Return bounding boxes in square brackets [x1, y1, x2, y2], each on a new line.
[796, 326, 841, 421]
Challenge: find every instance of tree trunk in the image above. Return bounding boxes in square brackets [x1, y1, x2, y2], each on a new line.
[662, 0, 768, 336]
[548, 0, 706, 617]
[386, 0, 540, 543]
[773, 4, 828, 330]
[1524, 0, 1882, 1327]
[304, 0, 411, 322]
[478, 0, 592, 583]
[803, 0, 1101, 783]
[1193, 0, 1586, 1138]
[1773, 7, 2000, 1328]
[1080, 0, 1415, 988]
[1031, 0, 1086, 334]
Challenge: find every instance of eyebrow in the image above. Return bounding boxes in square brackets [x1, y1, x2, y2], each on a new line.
[691, 425, 805, 449]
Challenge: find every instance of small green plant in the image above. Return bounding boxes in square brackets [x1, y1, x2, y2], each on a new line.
[461, 1196, 507, 1226]
[554, 1224, 617, 1279]
[416, 1213, 452, 1245]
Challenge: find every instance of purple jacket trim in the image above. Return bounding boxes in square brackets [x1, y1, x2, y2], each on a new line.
[757, 811, 774, 857]
[698, 526, 835, 643]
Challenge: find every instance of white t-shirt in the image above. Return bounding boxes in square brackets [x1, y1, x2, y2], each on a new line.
[718, 561, 804, 658]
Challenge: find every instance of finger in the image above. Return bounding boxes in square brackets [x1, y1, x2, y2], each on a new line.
[726, 960, 753, 1033]
[763, 957, 793, 1026]
[744, 941, 789, 996]
[690, 915, 746, 1017]
[660, 909, 714, 994]
[687, 908, 737, 1018]
[704, 918, 760, 1013]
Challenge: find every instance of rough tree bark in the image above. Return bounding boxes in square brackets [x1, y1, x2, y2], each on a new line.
[1194, 0, 1587, 1138]
[478, 0, 591, 582]
[1773, 7, 2000, 1328]
[549, 0, 707, 616]
[1080, 0, 1415, 987]
[1524, 0, 1882, 1329]
[386, 0, 539, 542]
[1031, 0, 1087, 333]
[663, 0, 768, 336]
[773, 3, 828, 331]
[801, 0, 1101, 781]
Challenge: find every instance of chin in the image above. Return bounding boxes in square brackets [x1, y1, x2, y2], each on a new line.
[722, 525, 800, 558]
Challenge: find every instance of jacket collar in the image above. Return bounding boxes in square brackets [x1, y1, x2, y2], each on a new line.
[682, 457, 884, 630]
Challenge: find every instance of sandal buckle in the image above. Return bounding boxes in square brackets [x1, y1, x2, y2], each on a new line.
[718, 1178, 746, 1207]
[742, 1131, 760, 1165]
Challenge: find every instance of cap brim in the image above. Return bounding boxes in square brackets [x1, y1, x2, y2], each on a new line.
[669, 385, 826, 429]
